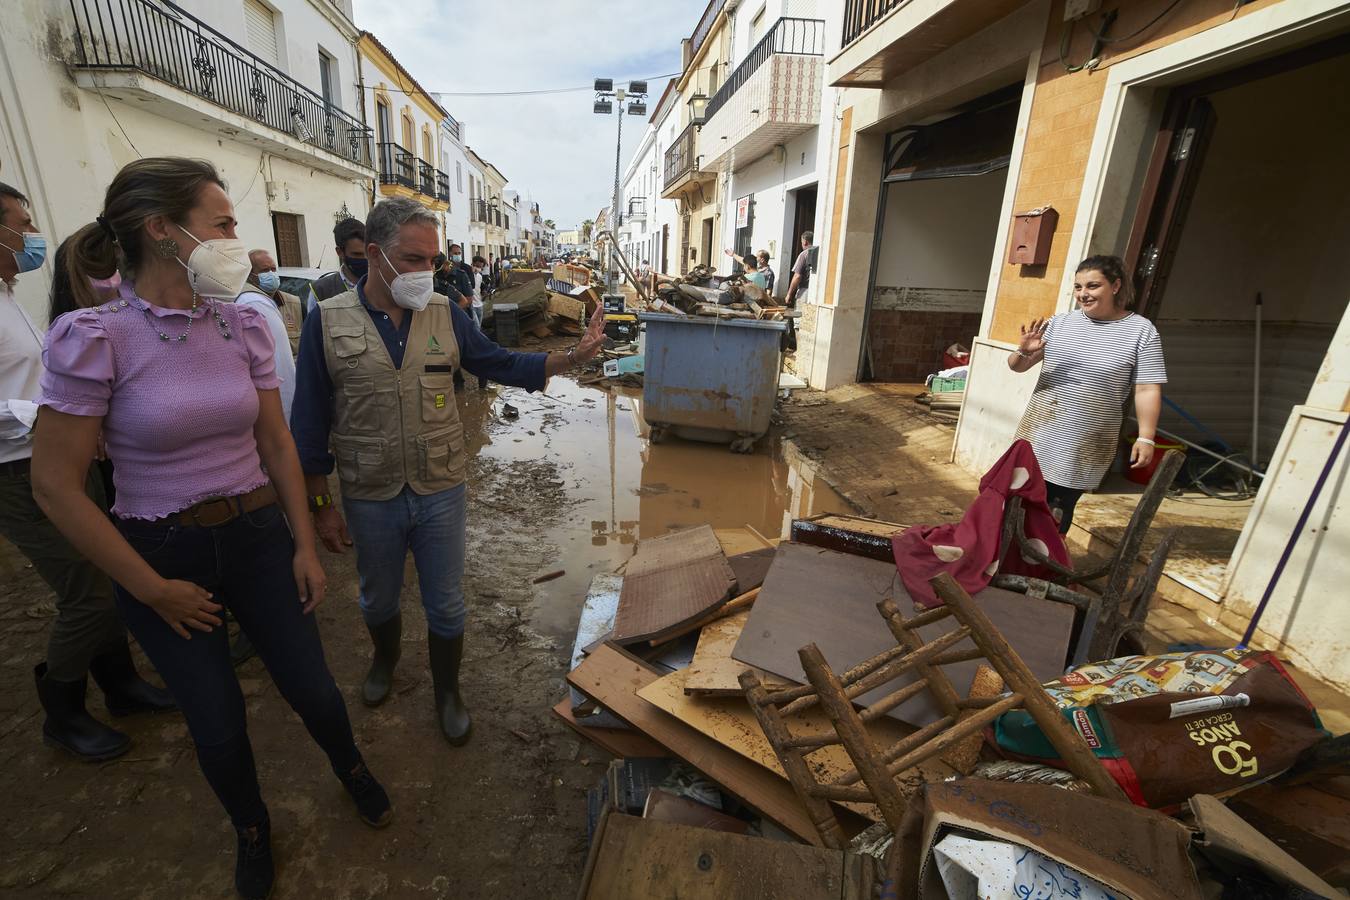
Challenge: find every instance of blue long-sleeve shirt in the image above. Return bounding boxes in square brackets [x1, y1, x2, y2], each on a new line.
[291, 278, 548, 475]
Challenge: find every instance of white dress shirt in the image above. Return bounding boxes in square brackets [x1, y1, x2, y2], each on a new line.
[236, 290, 297, 423]
[0, 281, 45, 463]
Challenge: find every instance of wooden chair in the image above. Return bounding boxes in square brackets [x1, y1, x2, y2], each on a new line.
[741, 573, 1125, 848]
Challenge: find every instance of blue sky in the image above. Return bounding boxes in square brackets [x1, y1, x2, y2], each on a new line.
[351, 0, 709, 228]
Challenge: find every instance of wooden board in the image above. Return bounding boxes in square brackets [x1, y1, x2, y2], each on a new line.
[637, 669, 954, 821]
[611, 525, 738, 644]
[551, 696, 666, 760]
[715, 527, 778, 558]
[684, 610, 791, 697]
[731, 542, 1076, 727]
[567, 644, 826, 844]
[582, 813, 871, 900]
[727, 547, 777, 594]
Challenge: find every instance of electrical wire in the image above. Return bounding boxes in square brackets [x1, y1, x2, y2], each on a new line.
[360, 72, 679, 99]
[1088, 0, 1188, 44]
[89, 77, 141, 157]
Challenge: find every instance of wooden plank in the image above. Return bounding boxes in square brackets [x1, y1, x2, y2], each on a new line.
[567, 644, 824, 845]
[727, 547, 777, 594]
[685, 610, 791, 697]
[612, 525, 739, 645]
[731, 543, 1075, 727]
[637, 669, 953, 821]
[583, 813, 868, 900]
[714, 527, 770, 558]
[551, 696, 666, 759]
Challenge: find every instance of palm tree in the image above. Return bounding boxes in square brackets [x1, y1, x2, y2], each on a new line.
[580, 219, 594, 244]
[544, 218, 556, 230]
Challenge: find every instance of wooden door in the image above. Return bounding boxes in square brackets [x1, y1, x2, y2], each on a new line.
[271, 213, 303, 267]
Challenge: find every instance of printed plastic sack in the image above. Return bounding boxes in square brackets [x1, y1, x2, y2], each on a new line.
[992, 649, 1327, 810]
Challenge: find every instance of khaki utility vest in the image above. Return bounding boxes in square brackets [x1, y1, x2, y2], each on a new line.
[276, 290, 302, 357]
[319, 291, 464, 501]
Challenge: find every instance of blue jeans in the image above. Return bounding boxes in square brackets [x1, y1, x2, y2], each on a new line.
[114, 502, 360, 828]
[343, 483, 467, 639]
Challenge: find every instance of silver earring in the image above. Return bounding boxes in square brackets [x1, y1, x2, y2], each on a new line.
[156, 238, 180, 258]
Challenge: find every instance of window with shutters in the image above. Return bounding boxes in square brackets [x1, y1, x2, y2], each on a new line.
[243, 0, 280, 69]
[422, 127, 433, 164]
[318, 48, 336, 108]
[456, 162, 462, 192]
[271, 212, 304, 267]
[375, 98, 391, 144]
[401, 113, 414, 152]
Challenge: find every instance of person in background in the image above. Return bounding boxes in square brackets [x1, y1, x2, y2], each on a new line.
[469, 255, 489, 391]
[306, 217, 367, 314]
[783, 231, 814, 307]
[1008, 254, 1167, 533]
[239, 250, 298, 419]
[432, 252, 456, 301]
[0, 181, 175, 765]
[757, 250, 775, 295]
[290, 198, 606, 748]
[448, 243, 475, 302]
[724, 248, 766, 290]
[32, 159, 391, 899]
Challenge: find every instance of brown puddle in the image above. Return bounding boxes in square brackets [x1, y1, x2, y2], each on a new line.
[458, 376, 848, 640]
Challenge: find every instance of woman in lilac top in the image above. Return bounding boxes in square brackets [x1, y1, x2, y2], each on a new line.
[30, 158, 390, 900]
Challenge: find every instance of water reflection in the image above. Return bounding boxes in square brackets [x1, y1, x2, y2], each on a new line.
[459, 377, 846, 638]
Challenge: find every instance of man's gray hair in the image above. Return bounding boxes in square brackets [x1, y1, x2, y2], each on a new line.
[366, 198, 439, 249]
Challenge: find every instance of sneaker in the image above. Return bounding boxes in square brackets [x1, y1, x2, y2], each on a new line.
[337, 760, 393, 828]
[234, 814, 274, 900]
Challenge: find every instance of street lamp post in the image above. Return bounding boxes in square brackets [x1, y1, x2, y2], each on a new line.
[593, 78, 647, 291]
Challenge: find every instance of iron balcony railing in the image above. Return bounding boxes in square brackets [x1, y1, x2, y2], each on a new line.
[704, 18, 824, 123]
[435, 170, 450, 202]
[842, 0, 906, 48]
[68, 0, 373, 169]
[627, 197, 647, 220]
[663, 122, 698, 189]
[688, 0, 726, 65]
[442, 114, 461, 143]
[418, 160, 436, 197]
[377, 142, 415, 189]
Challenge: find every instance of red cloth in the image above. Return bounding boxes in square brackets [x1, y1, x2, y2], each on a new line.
[892, 439, 1071, 608]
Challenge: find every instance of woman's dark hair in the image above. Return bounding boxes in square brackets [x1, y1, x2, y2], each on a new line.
[66, 157, 225, 289]
[48, 235, 102, 324]
[1075, 254, 1133, 309]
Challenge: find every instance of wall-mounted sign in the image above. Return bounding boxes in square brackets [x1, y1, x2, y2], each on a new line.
[735, 194, 752, 229]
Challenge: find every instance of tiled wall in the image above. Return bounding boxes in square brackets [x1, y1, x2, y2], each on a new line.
[868, 309, 981, 383]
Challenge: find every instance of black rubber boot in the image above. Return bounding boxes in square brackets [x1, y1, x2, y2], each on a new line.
[230, 629, 257, 668]
[34, 662, 131, 762]
[335, 758, 393, 828]
[89, 641, 177, 716]
[362, 615, 402, 707]
[427, 633, 471, 746]
[234, 812, 274, 900]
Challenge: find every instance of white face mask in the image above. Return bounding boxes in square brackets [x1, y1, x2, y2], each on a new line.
[377, 248, 433, 311]
[176, 226, 251, 299]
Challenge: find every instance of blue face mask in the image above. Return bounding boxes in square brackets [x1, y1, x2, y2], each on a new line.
[256, 271, 281, 293]
[450, 254, 463, 264]
[344, 255, 368, 279]
[2, 224, 46, 273]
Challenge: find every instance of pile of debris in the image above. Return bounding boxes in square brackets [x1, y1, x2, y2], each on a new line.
[649, 267, 797, 323]
[487, 269, 599, 345]
[555, 507, 1346, 898]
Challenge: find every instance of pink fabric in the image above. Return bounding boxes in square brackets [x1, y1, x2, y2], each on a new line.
[892, 439, 1072, 608]
[40, 281, 280, 520]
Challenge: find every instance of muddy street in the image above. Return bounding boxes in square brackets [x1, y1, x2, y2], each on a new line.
[0, 373, 842, 899]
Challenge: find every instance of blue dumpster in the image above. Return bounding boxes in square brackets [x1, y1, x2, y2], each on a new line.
[637, 312, 786, 453]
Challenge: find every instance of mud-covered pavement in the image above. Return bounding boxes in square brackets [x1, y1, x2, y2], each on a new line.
[0, 369, 843, 899]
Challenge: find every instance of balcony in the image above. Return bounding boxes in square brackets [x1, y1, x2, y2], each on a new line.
[378, 142, 415, 189]
[435, 170, 450, 202]
[68, 0, 373, 177]
[700, 18, 825, 174]
[418, 160, 436, 197]
[627, 198, 647, 222]
[662, 122, 715, 198]
[831, 0, 1029, 87]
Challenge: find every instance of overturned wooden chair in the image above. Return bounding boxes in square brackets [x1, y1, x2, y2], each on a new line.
[996, 448, 1186, 661]
[740, 572, 1125, 850]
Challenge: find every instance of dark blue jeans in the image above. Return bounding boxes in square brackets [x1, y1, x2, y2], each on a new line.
[114, 502, 360, 828]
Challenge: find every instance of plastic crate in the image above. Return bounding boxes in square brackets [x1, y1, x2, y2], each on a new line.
[494, 303, 520, 347]
[930, 376, 967, 393]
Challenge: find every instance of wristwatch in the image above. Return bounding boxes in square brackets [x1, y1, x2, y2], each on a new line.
[308, 493, 333, 512]
[566, 347, 578, 367]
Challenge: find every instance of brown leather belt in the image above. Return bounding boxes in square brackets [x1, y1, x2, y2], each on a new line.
[173, 484, 278, 528]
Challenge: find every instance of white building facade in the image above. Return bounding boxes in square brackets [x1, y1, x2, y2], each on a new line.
[1, 0, 376, 320]
[438, 116, 473, 252]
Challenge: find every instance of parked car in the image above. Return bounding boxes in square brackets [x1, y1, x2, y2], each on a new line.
[275, 266, 329, 304]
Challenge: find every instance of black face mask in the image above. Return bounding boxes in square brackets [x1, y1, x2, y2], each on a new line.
[344, 255, 369, 278]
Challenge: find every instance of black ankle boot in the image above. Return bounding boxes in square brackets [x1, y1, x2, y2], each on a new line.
[234, 813, 274, 900]
[89, 641, 177, 716]
[362, 615, 402, 707]
[427, 633, 471, 746]
[34, 662, 131, 762]
[336, 759, 393, 828]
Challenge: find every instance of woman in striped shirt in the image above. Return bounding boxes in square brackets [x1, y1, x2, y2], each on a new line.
[1008, 255, 1167, 532]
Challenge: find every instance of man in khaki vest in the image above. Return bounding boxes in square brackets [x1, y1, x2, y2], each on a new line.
[290, 198, 604, 745]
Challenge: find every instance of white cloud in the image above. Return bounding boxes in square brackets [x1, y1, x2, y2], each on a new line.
[351, 0, 707, 227]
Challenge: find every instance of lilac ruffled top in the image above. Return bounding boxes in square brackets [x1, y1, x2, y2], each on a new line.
[40, 281, 280, 520]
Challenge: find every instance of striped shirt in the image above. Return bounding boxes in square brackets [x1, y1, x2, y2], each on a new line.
[1015, 310, 1167, 490]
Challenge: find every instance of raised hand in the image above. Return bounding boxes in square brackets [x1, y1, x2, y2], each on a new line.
[1018, 317, 1049, 356]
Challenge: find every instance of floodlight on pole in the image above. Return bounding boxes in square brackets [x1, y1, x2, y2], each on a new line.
[591, 77, 648, 290]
